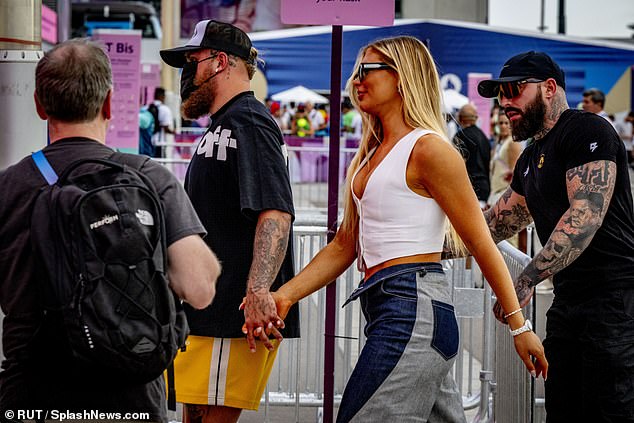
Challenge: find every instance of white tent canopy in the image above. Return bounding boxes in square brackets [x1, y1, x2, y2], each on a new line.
[442, 88, 469, 114]
[271, 85, 328, 104]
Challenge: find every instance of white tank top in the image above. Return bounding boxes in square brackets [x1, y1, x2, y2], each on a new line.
[351, 128, 447, 270]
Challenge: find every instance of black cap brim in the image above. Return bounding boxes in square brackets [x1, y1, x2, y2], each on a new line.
[160, 45, 202, 68]
[478, 76, 527, 98]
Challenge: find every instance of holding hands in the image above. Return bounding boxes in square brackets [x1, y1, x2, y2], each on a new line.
[240, 290, 292, 352]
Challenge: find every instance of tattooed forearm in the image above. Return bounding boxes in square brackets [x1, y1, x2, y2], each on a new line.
[513, 274, 535, 307]
[516, 160, 615, 288]
[520, 230, 570, 285]
[247, 213, 292, 293]
[517, 225, 587, 288]
[485, 188, 533, 243]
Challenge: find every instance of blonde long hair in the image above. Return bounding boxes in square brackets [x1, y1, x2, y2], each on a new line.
[340, 36, 465, 255]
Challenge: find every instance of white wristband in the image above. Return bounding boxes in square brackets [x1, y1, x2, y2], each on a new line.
[510, 319, 533, 337]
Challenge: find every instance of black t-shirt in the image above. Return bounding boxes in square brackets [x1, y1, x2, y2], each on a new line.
[184, 91, 300, 338]
[454, 125, 491, 201]
[511, 109, 634, 298]
[0, 138, 206, 420]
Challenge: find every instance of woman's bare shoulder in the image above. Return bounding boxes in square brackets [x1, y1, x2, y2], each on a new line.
[411, 132, 462, 164]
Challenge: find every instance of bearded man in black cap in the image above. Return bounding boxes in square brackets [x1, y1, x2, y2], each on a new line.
[480, 51, 634, 422]
[161, 20, 299, 423]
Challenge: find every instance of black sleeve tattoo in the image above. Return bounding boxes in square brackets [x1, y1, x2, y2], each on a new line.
[515, 160, 615, 298]
[247, 212, 292, 293]
[484, 187, 533, 244]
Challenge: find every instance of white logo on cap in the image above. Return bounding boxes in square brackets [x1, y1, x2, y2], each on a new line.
[188, 20, 210, 47]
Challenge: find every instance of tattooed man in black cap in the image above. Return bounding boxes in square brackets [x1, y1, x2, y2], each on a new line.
[480, 51, 634, 422]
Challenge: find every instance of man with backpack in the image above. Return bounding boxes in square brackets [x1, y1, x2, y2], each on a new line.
[148, 87, 174, 159]
[0, 39, 221, 421]
[139, 104, 155, 156]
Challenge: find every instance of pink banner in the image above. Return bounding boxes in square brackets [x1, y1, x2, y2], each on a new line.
[93, 30, 142, 150]
[140, 63, 161, 106]
[42, 4, 57, 44]
[281, 0, 394, 26]
[468, 73, 493, 139]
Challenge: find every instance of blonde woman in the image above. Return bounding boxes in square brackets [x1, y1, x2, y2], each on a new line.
[251, 36, 548, 422]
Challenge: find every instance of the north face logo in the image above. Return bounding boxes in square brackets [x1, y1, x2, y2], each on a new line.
[136, 209, 154, 226]
[132, 337, 157, 354]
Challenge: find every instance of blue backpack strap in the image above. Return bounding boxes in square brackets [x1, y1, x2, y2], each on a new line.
[31, 150, 58, 185]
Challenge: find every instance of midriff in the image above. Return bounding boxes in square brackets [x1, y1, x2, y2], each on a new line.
[364, 252, 442, 280]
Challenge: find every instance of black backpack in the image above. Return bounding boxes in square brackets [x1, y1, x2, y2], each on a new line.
[147, 103, 160, 134]
[30, 151, 188, 391]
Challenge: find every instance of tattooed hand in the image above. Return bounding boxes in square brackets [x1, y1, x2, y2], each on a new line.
[493, 274, 535, 323]
[243, 288, 284, 353]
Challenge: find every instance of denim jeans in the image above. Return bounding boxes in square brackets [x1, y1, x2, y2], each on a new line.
[544, 288, 634, 422]
[337, 263, 466, 423]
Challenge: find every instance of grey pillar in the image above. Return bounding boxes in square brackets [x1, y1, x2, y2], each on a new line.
[57, 0, 71, 43]
[0, 0, 47, 170]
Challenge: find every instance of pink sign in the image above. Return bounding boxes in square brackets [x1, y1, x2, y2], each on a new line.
[140, 63, 161, 106]
[468, 73, 493, 139]
[281, 0, 394, 26]
[42, 4, 57, 44]
[93, 30, 142, 150]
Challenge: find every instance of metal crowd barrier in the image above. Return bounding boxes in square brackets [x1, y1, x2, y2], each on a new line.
[492, 241, 541, 423]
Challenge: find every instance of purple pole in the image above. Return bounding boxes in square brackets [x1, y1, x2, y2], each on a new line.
[323, 24, 343, 423]
[631, 66, 634, 111]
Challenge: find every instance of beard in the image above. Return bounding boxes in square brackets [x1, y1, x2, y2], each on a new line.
[508, 92, 546, 141]
[181, 73, 215, 120]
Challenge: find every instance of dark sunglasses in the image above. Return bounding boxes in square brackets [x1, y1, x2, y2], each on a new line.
[497, 78, 544, 101]
[354, 62, 393, 82]
[184, 53, 219, 65]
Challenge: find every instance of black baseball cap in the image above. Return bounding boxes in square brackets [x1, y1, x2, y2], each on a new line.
[478, 51, 566, 98]
[160, 20, 252, 68]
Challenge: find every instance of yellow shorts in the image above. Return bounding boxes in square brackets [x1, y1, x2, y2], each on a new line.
[172, 335, 279, 410]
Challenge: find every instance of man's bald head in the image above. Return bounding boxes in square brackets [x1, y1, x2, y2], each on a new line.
[458, 104, 478, 126]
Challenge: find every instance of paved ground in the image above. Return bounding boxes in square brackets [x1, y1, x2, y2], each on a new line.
[236, 405, 479, 423]
[239, 405, 329, 423]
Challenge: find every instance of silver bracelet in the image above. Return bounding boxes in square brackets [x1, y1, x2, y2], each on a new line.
[504, 308, 522, 319]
